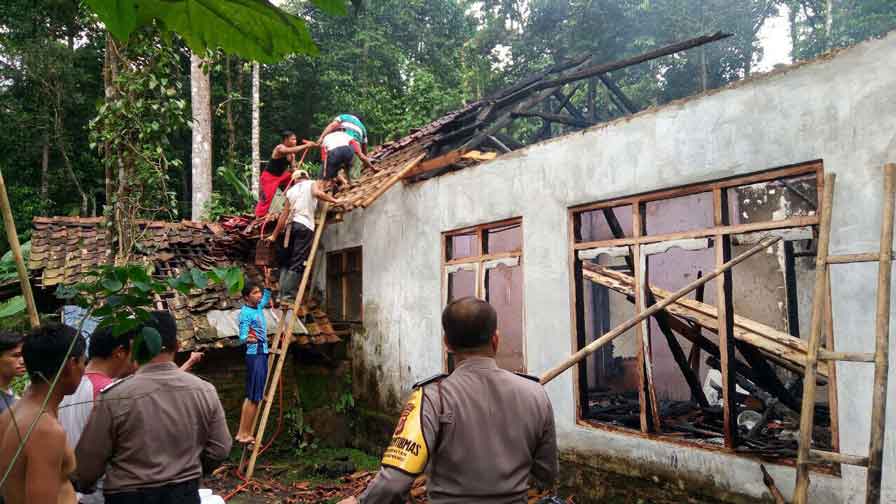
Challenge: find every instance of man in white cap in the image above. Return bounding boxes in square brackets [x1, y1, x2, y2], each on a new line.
[271, 169, 341, 300]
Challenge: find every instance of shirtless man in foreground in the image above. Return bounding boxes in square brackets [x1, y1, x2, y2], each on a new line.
[0, 323, 86, 504]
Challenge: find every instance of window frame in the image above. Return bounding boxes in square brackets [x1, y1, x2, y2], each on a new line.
[441, 218, 526, 372]
[567, 160, 840, 465]
[326, 246, 363, 323]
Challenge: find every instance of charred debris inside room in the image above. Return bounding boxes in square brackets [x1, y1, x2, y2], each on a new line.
[571, 161, 837, 466]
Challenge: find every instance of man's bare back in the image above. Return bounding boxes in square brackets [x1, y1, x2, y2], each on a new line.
[0, 396, 77, 504]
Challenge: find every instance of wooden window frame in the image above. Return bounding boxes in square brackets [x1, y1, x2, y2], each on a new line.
[326, 247, 363, 323]
[441, 218, 525, 372]
[568, 160, 840, 466]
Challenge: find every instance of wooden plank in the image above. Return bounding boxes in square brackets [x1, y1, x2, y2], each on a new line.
[569, 161, 821, 215]
[362, 153, 426, 207]
[810, 449, 869, 467]
[761, 465, 787, 504]
[573, 215, 819, 250]
[539, 236, 780, 384]
[0, 168, 39, 328]
[866, 163, 895, 504]
[511, 110, 596, 128]
[827, 253, 890, 264]
[402, 151, 464, 180]
[598, 75, 638, 114]
[817, 350, 874, 362]
[581, 264, 829, 377]
[793, 173, 835, 504]
[825, 272, 841, 456]
[715, 188, 737, 449]
[636, 243, 662, 431]
[632, 204, 652, 432]
[246, 203, 331, 480]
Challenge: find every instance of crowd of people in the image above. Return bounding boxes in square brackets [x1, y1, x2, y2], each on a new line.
[0, 313, 230, 504]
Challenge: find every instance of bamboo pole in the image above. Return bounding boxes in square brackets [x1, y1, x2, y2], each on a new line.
[539, 236, 780, 385]
[866, 163, 894, 504]
[0, 167, 39, 328]
[793, 173, 835, 504]
[246, 202, 330, 480]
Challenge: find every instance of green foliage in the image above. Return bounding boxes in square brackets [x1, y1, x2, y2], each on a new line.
[83, 0, 357, 62]
[0, 297, 26, 319]
[55, 264, 243, 363]
[90, 30, 188, 222]
[284, 406, 319, 454]
[204, 162, 257, 220]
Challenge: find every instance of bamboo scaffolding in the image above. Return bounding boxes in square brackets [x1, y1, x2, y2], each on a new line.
[539, 236, 780, 385]
[0, 167, 39, 328]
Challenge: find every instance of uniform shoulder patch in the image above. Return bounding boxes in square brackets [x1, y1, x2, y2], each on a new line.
[514, 372, 541, 383]
[413, 373, 447, 389]
[99, 376, 132, 394]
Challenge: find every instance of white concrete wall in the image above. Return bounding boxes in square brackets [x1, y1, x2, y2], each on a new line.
[317, 31, 896, 503]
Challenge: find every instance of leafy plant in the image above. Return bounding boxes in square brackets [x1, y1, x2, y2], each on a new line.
[55, 264, 244, 363]
[84, 0, 357, 63]
[285, 406, 318, 455]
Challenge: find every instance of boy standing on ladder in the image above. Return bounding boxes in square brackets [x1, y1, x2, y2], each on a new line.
[235, 273, 272, 444]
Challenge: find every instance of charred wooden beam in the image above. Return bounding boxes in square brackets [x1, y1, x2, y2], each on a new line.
[513, 110, 596, 129]
[599, 75, 638, 114]
[535, 32, 732, 91]
[552, 84, 587, 121]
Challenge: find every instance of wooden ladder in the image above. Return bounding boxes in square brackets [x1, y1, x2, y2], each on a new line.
[241, 202, 331, 480]
[793, 165, 893, 504]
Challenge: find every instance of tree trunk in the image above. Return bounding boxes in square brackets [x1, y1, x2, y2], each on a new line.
[190, 53, 213, 220]
[825, 0, 834, 49]
[224, 56, 237, 165]
[251, 61, 261, 195]
[40, 135, 49, 201]
[103, 34, 118, 207]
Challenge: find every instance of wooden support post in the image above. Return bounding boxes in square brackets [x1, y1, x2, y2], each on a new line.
[540, 236, 780, 384]
[0, 167, 39, 328]
[362, 153, 425, 206]
[598, 75, 638, 114]
[714, 188, 738, 449]
[245, 203, 331, 480]
[866, 163, 894, 504]
[793, 173, 835, 504]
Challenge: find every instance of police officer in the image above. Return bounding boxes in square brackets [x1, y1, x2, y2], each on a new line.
[73, 312, 232, 504]
[343, 297, 558, 504]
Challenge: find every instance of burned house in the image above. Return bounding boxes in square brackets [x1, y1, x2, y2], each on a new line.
[309, 31, 896, 502]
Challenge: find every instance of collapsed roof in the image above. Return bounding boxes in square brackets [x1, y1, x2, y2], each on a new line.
[333, 32, 731, 212]
[27, 216, 338, 350]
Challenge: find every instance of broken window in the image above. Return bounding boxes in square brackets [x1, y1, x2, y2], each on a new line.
[326, 247, 362, 322]
[444, 220, 525, 372]
[570, 161, 838, 465]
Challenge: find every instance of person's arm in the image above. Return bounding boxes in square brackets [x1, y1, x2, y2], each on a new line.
[201, 385, 233, 473]
[350, 140, 374, 170]
[73, 399, 115, 490]
[180, 352, 204, 372]
[312, 181, 341, 205]
[238, 311, 252, 344]
[24, 424, 68, 502]
[267, 200, 291, 243]
[275, 143, 315, 156]
[317, 119, 341, 144]
[530, 391, 559, 486]
[354, 390, 440, 503]
[259, 289, 271, 310]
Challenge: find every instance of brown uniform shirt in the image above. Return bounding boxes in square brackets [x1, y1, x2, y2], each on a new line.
[73, 362, 232, 494]
[360, 356, 558, 504]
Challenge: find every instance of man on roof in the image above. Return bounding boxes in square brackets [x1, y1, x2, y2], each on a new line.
[317, 114, 375, 190]
[255, 130, 317, 218]
[319, 114, 368, 154]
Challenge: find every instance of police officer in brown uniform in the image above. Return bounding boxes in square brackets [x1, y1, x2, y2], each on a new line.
[343, 297, 558, 504]
[73, 312, 232, 504]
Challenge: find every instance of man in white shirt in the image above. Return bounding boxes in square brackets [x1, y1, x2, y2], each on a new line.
[275, 170, 341, 300]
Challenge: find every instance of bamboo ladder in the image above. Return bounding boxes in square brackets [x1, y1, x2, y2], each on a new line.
[241, 201, 331, 480]
[793, 165, 893, 504]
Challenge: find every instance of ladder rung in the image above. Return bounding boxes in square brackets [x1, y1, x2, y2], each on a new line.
[817, 350, 875, 362]
[826, 252, 894, 264]
[809, 449, 869, 467]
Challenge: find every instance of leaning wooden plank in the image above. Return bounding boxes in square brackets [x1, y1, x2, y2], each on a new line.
[540, 237, 780, 385]
[582, 263, 829, 378]
[362, 153, 426, 207]
[0, 168, 39, 328]
[401, 151, 464, 180]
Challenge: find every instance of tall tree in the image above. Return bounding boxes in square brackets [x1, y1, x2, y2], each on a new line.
[190, 53, 213, 220]
[251, 61, 261, 195]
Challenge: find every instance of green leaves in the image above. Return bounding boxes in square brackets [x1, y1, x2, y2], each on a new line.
[0, 296, 26, 319]
[132, 326, 162, 364]
[84, 0, 354, 62]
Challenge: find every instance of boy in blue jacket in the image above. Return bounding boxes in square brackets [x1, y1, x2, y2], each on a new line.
[236, 277, 271, 443]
